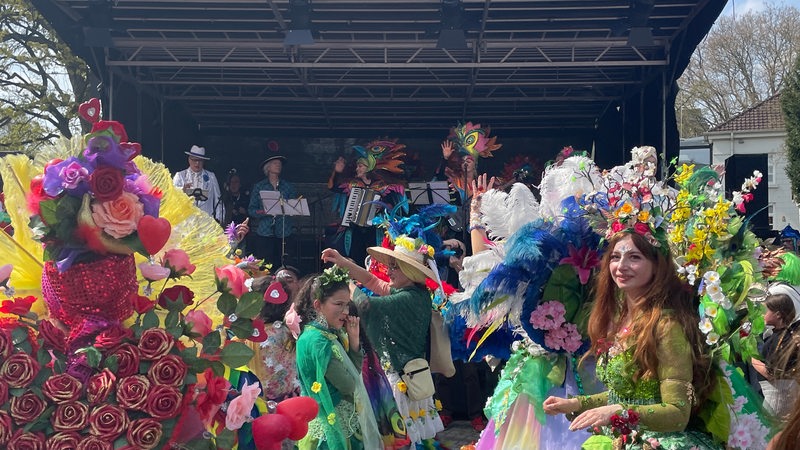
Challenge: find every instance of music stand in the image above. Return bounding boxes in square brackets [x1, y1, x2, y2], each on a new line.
[407, 181, 450, 205]
[260, 191, 310, 266]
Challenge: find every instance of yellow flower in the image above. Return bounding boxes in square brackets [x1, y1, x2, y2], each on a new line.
[311, 382, 322, 394]
[435, 399, 443, 411]
[637, 210, 650, 222]
[397, 381, 407, 393]
[617, 202, 634, 217]
[674, 164, 695, 185]
[419, 409, 427, 417]
[327, 413, 336, 425]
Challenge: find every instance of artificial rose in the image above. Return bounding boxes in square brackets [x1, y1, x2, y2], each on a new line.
[7, 430, 45, 450]
[1, 353, 40, 388]
[0, 296, 36, 315]
[0, 379, 8, 405]
[137, 262, 170, 282]
[157, 285, 194, 311]
[9, 391, 46, 425]
[59, 161, 90, 190]
[44, 432, 81, 450]
[610, 220, 625, 234]
[185, 310, 213, 337]
[215, 264, 248, 298]
[42, 374, 83, 404]
[88, 404, 129, 440]
[144, 384, 183, 420]
[108, 343, 141, 377]
[133, 295, 156, 314]
[38, 320, 67, 353]
[633, 221, 651, 236]
[0, 329, 11, 360]
[225, 380, 261, 431]
[0, 411, 12, 446]
[195, 369, 231, 425]
[147, 354, 187, 387]
[127, 418, 163, 450]
[86, 369, 117, 405]
[137, 328, 174, 360]
[91, 191, 145, 239]
[94, 325, 133, 350]
[51, 401, 90, 432]
[76, 435, 112, 450]
[89, 166, 125, 202]
[162, 249, 196, 277]
[116, 375, 151, 410]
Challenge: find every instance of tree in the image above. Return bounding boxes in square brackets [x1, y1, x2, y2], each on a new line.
[782, 54, 800, 202]
[678, 4, 800, 133]
[0, 0, 91, 155]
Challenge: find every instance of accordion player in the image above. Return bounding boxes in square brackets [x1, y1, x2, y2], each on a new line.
[341, 187, 381, 227]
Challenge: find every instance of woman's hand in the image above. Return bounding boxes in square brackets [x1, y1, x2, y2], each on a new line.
[345, 315, 360, 351]
[441, 140, 455, 160]
[542, 396, 580, 416]
[469, 173, 496, 214]
[321, 248, 346, 265]
[567, 405, 622, 431]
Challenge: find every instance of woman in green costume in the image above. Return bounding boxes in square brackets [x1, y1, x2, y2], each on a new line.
[294, 267, 382, 450]
[543, 232, 721, 449]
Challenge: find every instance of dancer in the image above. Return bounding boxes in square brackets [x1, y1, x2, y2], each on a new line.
[294, 266, 382, 450]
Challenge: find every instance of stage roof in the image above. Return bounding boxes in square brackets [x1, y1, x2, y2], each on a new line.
[31, 0, 726, 138]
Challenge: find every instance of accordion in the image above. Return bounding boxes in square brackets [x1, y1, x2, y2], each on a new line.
[342, 187, 381, 227]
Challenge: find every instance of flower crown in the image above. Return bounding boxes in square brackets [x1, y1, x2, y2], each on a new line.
[28, 99, 164, 271]
[315, 265, 350, 298]
[394, 235, 435, 261]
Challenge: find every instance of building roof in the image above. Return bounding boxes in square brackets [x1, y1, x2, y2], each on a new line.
[709, 93, 785, 133]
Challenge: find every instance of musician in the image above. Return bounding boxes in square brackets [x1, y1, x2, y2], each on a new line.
[173, 145, 223, 222]
[248, 154, 297, 266]
[327, 138, 407, 266]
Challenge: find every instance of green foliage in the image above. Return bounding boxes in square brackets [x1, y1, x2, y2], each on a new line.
[782, 52, 800, 201]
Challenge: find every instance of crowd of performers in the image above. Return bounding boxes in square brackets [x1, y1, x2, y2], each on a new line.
[1, 99, 800, 450]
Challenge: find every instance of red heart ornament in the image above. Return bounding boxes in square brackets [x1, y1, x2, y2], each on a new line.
[252, 414, 292, 450]
[263, 281, 288, 304]
[78, 98, 102, 123]
[120, 142, 142, 160]
[137, 215, 171, 255]
[276, 397, 319, 441]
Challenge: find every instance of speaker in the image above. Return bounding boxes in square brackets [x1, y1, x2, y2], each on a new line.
[724, 154, 769, 235]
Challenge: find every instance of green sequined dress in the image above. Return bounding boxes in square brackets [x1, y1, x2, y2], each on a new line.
[577, 320, 722, 450]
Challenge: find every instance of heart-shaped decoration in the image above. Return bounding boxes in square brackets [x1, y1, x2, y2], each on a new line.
[120, 142, 142, 160]
[137, 215, 172, 255]
[252, 414, 292, 450]
[263, 281, 288, 304]
[78, 98, 102, 123]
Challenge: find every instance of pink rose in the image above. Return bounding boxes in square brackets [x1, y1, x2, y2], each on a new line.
[185, 310, 213, 337]
[91, 191, 145, 239]
[163, 249, 196, 277]
[51, 401, 89, 432]
[127, 418, 163, 450]
[42, 374, 83, 404]
[225, 380, 261, 431]
[138, 262, 170, 282]
[59, 161, 90, 190]
[0, 263, 11, 284]
[215, 265, 248, 298]
[284, 303, 302, 339]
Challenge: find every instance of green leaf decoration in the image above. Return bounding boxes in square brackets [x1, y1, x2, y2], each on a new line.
[165, 310, 180, 329]
[215, 428, 236, 450]
[230, 318, 255, 340]
[698, 369, 733, 443]
[217, 292, 237, 316]
[235, 291, 264, 319]
[541, 264, 583, 323]
[220, 341, 254, 369]
[104, 355, 119, 372]
[76, 346, 103, 368]
[11, 326, 29, 345]
[211, 360, 226, 377]
[202, 331, 222, 355]
[142, 309, 159, 330]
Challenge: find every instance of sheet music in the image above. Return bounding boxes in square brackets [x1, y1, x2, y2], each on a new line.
[407, 181, 450, 205]
[259, 191, 310, 217]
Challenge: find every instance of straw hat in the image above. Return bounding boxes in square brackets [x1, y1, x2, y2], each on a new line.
[367, 236, 437, 283]
[184, 145, 210, 160]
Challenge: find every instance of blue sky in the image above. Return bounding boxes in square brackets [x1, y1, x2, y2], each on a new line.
[721, 0, 800, 16]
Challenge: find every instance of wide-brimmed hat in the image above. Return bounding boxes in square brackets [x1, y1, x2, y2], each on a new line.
[367, 238, 437, 284]
[260, 154, 287, 171]
[184, 145, 210, 160]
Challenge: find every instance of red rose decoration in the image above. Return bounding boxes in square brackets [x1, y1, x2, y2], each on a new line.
[1, 352, 40, 388]
[133, 295, 156, 314]
[147, 354, 187, 387]
[88, 404, 129, 440]
[86, 369, 117, 405]
[9, 390, 46, 425]
[77, 435, 112, 450]
[108, 343, 141, 377]
[44, 431, 81, 450]
[94, 325, 133, 350]
[157, 285, 194, 311]
[0, 411, 13, 446]
[0, 329, 12, 359]
[38, 320, 67, 353]
[0, 296, 36, 315]
[116, 375, 151, 410]
[127, 418, 163, 450]
[144, 384, 183, 420]
[0, 380, 8, 406]
[137, 328, 174, 360]
[89, 166, 125, 202]
[195, 369, 231, 423]
[8, 430, 45, 450]
[51, 401, 89, 432]
[42, 373, 83, 404]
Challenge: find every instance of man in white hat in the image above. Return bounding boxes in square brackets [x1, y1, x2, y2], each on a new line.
[172, 145, 223, 222]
